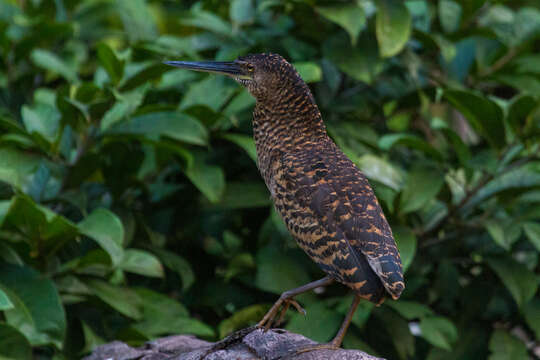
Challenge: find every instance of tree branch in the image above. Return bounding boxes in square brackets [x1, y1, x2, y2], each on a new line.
[83, 328, 384, 360]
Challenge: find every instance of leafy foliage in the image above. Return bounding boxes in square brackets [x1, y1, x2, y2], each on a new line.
[0, 0, 539, 359]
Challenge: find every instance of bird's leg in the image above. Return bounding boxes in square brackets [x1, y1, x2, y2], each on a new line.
[294, 295, 362, 354]
[257, 276, 334, 330]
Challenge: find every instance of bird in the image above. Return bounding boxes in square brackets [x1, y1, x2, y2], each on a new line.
[165, 53, 405, 351]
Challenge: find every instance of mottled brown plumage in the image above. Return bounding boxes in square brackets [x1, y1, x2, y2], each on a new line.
[165, 53, 404, 350]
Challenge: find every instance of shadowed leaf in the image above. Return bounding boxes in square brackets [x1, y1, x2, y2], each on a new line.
[31, 49, 79, 83]
[316, 4, 366, 45]
[487, 257, 538, 308]
[375, 0, 412, 57]
[78, 208, 125, 267]
[0, 264, 66, 348]
[0, 324, 32, 360]
[488, 329, 528, 360]
[444, 90, 505, 148]
[419, 316, 458, 351]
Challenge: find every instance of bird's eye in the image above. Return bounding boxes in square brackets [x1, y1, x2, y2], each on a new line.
[247, 64, 254, 72]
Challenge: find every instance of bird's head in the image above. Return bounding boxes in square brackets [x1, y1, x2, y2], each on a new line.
[165, 53, 302, 101]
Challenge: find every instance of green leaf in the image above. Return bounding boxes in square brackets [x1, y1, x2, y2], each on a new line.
[86, 280, 142, 320]
[323, 33, 383, 84]
[108, 111, 208, 146]
[21, 104, 60, 144]
[479, 6, 540, 47]
[0, 288, 14, 310]
[343, 333, 378, 356]
[511, 54, 540, 75]
[467, 163, 540, 209]
[0, 149, 41, 191]
[286, 302, 342, 343]
[0, 243, 23, 265]
[488, 329, 528, 360]
[438, 0, 462, 33]
[27, 162, 51, 202]
[419, 316, 458, 351]
[2, 195, 78, 256]
[356, 154, 403, 191]
[80, 321, 105, 355]
[376, 307, 415, 359]
[387, 112, 410, 132]
[224, 253, 256, 281]
[386, 300, 433, 320]
[132, 288, 213, 338]
[487, 257, 538, 308]
[150, 247, 195, 291]
[119, 249, 164, 278]
[507, 95, 538, 135]
[184, 151, 225, 203]
[379, 134, 444, 161]
[218, 304, 267, 338]
[223, 89, 255, 116]
[96, 43, 124, 84]
[214, 182, 271, 209]
[135, 288, 187, 316]
[0, 1, 20, 21]
[180, 76, 237, 112]
[522, 299, 540, 339]
[31, 49, 78, 83]
[0, 264, 66, 348]
[100, 87, 146, 131]
[444, 90, 505, 148]
[431, 119, 471, 165]
[293, 62, 323, 83]
[221, 133, 257, 162]
[78, 208, 125, 267]
[255, 245, 311, 295]
[316, 4, 366, 45]
[375, 0, 412, 57]
[135, 317, 214, 339]
[116, 0, 157, 42]
[0, 324, 32, 360]
[485, 221, 511, 250]
[179, 10, 233, 37]
[0, 199, 12, 227]
[120, 63, 169, 91]
[230, 0, 254, 25]
[446, 38, 478, 81]
[494, 74, 540, 96]
[400, 166, 444, 213]
[393, 226, 417, 271]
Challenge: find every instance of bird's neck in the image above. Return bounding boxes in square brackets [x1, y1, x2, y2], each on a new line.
[252, 82, 327, 153]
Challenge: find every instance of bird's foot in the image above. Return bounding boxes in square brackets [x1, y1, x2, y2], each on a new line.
[257, 297, 306, 330]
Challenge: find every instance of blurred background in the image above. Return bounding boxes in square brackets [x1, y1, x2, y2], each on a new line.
[0, 0, 539, 359]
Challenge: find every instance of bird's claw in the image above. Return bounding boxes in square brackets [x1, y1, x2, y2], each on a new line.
[290, 299, 306, 315]
[257, 298, 306, 330]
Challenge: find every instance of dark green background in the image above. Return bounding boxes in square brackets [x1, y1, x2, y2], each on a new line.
[0, 0, 539, 359]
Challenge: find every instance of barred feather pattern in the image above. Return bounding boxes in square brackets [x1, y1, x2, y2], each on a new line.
[248, 53, 404, 304]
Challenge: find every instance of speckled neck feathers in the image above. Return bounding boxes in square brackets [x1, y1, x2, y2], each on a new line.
[251, 62, 327, 179]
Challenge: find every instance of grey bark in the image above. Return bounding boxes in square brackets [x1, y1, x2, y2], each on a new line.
[84, 327, 384, 360]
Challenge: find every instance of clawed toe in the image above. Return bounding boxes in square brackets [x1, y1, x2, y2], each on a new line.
[258, 298, 307, 330]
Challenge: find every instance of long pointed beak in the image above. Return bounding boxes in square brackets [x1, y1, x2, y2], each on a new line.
[163, 60, 248, 78]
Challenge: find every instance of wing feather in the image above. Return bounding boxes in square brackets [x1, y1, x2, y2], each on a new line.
[269, 143, 404, 303]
